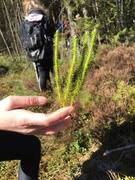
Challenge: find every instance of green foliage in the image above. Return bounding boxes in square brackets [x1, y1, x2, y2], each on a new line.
[0, 55, 39, 97]
[54, 27, 98, 106]
[112, 28, 127, 45]
[69, 130, 88, 154]
[71, 26, 98, 105]
[79, 90, 93, 108]
[111, 27, 135, 45]
[112, 81, 135, 115]
[63, 36, 77, 106]
[54, 31, 62, 104]
[75, 16, 96, 34]
[1, 0, 135, 52]
[119, 176, 135, 180]
[0, 162, 7, 177]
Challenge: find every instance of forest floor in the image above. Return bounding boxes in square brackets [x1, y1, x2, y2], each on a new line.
[0, 44, 135, 180]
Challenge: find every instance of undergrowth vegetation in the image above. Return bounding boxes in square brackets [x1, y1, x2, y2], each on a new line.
[0, 43, 135, 179]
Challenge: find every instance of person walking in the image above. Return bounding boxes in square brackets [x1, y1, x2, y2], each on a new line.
[20, 0, 55, 91]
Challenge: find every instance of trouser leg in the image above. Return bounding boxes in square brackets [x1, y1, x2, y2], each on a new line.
[0, 131, 41, 180]
[33, 55, 54, 92]
[32, 62, 47, 91]
[36, 62, 50, 91]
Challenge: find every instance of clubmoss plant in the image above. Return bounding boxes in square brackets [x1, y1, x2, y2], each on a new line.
[53, 26, 98, 107]
[63, 36, 78, 106]
[70, 27, 98, 105]
[75, 31, 89, 77]
[54, 31, 62, 104]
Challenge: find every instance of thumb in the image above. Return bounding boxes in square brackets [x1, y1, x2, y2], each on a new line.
[0, 96, 47, 111]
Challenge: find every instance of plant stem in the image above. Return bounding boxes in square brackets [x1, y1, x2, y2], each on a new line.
[54, 31, 62, 104]
[71, 27, 97, 105]
[63, 36, 77, 106]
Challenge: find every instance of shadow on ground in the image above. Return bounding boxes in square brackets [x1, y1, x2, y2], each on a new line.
[0, 65, 9, 76]
[76, 115, 135, 180]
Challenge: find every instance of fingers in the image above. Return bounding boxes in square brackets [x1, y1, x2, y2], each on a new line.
[45, 115, 72, 135]
[0, 102, 74, 135]
[30, 106, 74, 126]
[36, 115, 72, 135]
[0, 96, 47, 111]
[9, 107, 73, 135]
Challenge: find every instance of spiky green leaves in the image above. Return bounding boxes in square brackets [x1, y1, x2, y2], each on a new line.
[71, 27, 97, 104]
[54, 27, 98, 107]
[63, 36, 77, 106]
[54, 31, 62, 104]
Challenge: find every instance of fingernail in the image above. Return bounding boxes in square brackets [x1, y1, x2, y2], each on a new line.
[38, 97, 47, 105]
[67, 106, 74, 114]
[65, 115, 71, 120]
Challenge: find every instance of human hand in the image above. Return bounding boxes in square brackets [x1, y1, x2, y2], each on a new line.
[0, 96, 73, 135]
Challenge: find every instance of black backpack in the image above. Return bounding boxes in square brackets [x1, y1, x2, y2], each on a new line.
[20, 12, 52, 62]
